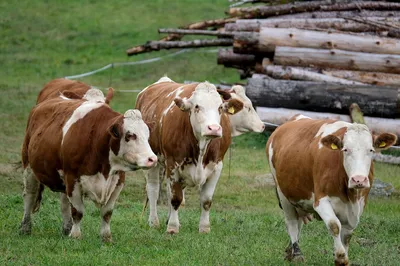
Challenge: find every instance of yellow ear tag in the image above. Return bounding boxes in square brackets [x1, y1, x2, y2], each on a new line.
[331, 143, 338, 150]
[379, 141, 386, 148]
[180, 106, 185, 111]
[228, 106, 235, 114]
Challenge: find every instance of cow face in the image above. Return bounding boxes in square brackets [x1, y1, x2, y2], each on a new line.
[174, 82, 243, 139]
[228, 85, 265, 137]
[109, 110, 157, 171]
[321, 124, 397, 189]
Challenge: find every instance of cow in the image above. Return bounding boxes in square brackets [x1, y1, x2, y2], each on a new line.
[135, 77, 244, 234]
[37, 78, 114, 104]
[20, 88, 157, 242]
[266, 116, 397, 265]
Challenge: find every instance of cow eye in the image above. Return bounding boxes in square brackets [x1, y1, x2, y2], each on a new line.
[343, 148, 348, 152]
[195, 105, 199, 109]
[125, 133, 137, 142]
[369, 149, 375, 153]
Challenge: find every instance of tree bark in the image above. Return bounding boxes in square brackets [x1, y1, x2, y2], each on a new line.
[341, 16, 400, 38]
[274, 46, 400, 74]
[227, 1, 400, 19]
[256, 106, 400, 143]
[233, 27, 400, 55]
[127, 39, 233, 55]
[225, 17, 400, 32]
[126, 17, 237, 56]
[158, 28, 234, 37]
[246, 75, 399, 118]
[322, 70, 400, 87]
[274, 10, 400, 19]
[264, 65, 365, 85]
[217, 48, 257, 67]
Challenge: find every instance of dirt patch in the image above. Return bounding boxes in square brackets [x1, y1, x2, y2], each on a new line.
[254, 173, 276, 188]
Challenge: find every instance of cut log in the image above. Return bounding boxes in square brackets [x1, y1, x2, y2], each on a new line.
[341, 16, 400, 38]
[246, 75, 399, 118]
[158, 29, 234, 37]
[217, 48, 257, 67]
[264, 65, 365, 85]
[274, 11, 400, 19]
[274, 46, 400, 74]
[225, 17, 400, 32]
[322, 70, 400, 87]
[227, 1, 400, 18]
[127, 39, 233, 55]
[127, 17, 237, 56]
[233, 28, 400, 55]
[255, 106, 400, 144]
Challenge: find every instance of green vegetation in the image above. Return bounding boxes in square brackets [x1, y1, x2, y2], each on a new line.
[0, 1, 399, 265]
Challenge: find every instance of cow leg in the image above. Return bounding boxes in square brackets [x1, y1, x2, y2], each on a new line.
[20, 166, 41, 235]
[60, 193, 72, 235]
[198, 161, 222, 233]
[67, 178, 84, 239]
[166, 177, 183, 234]
[341, 226, 353, 256]
[314, 197, 348, 266]
[277, 186, 304, 262]
[99, 181, 124, 243]
[181, 188, 186, 207]
[146, 163, 161, 228]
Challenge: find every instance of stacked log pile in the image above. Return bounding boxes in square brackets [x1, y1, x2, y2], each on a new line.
[126, 0, 400, 145]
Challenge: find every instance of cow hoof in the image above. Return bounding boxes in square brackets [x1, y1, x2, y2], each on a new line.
[19, 222, 32, 235]
[62, 222, 73, 236]
[334, 256, 348, 266]
[199, 226, 210, 234]
[69, 230, 81, 239]
[166, 227, 179, 234]
[149, 219, 160, 228]
[292, 254, 305, 263]
[102, 234, 113, 243]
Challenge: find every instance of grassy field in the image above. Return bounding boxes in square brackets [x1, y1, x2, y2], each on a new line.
[0, 1, 399, 265]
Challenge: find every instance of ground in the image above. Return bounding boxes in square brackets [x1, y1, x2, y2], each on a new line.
[0, 0, 399, 265]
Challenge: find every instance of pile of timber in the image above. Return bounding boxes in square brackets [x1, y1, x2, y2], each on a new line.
[126, 0, 400, 144]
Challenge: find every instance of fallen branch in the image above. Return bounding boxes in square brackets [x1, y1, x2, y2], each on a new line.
[217, 48, 258, 67]
[127, 17, 237, 56]
[127, 39, 233, 55]
[158, 28, 234, 37]
[274, 46, 400, 74]
[264, 65, 365, 85]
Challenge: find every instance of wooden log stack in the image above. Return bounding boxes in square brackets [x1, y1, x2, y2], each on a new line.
[126, 0, 399, 145]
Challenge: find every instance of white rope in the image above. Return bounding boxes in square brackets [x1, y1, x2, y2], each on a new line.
[64, 49, 218, 80]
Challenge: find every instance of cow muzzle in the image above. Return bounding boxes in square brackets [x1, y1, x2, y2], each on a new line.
[203, 124, 222, 138]
[349, 175, 370, 189]
[123, 153, 158, 170]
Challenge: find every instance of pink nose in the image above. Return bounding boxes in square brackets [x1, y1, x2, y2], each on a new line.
[205, 124, 222, 137]
[146, 156, 157, 167]
[350, 175, 369, 188]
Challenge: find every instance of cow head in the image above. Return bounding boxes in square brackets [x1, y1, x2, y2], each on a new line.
[108, 109, 157, 171]
[227, 85, 265, 137]
[321, 124, 397, 189]
[173, 82, 243, 139]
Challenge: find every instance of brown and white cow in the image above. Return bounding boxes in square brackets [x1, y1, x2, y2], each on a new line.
[37, 78, 114, 104]
[136, 77, 243, 234]
[21, 88, 157, 242]
[266, 116, 397, 265]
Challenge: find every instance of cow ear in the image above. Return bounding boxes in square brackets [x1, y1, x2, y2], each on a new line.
[62, 90, 81, 100]
[105, 87, 114, 105]
[374, 133, 397, 151]
[108, 121, 123, 139]
[217, 89, 231, 101]
[321, 134, 343, 151]
[222, 98, 244, 115]
[174, 97, 192, 112]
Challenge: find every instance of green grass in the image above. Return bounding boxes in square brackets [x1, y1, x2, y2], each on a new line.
[0, 0, 399, 265]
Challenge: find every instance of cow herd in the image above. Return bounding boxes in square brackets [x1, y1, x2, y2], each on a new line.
[20, 77, 397, 265]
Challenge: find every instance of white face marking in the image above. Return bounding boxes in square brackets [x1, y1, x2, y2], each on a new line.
[110, 110, 157, 171]
[315, 121, 351, 149]
[186, 82, 223, 138]
[62, 101, 104, 142]
[155, 76, 173, 84]
[59, 95, 71, 100]
[228, 86, 264, 137]
[295, 114, 312, 121]
[342, 124, 374, 184]
[83, 88, 106, 102]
